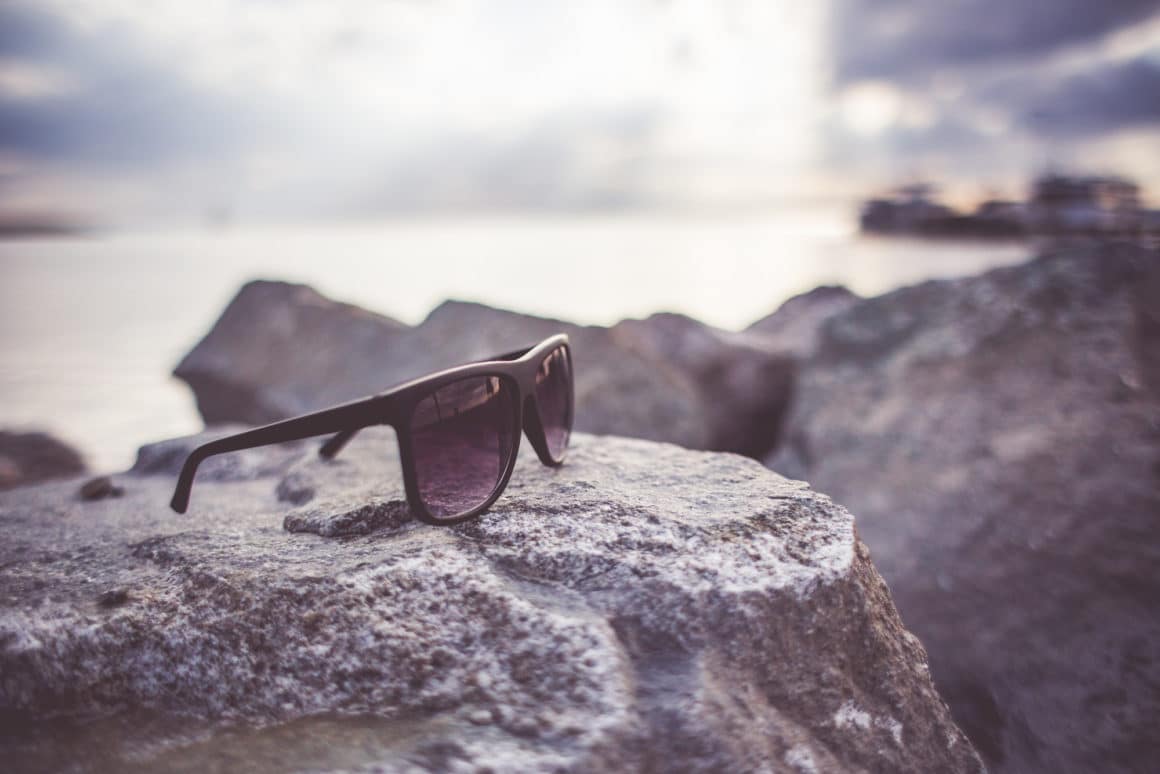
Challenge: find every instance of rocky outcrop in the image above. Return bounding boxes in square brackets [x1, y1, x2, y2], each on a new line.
[747, 285, 860, 357]
[172, 281, 410, 425]
[768, 244, 1160, 773]
[174, 282, 794, 458]
[611, 312, 796, 457]
[0, 430, 981, 773]
[0, 430, 86, 490]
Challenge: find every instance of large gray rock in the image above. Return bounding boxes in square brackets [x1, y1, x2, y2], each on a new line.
[0, 430, 981, 773]
[768, 244, 1160, 773]
[0, 430, 86, 490]
[747, 285, 861, 357]
[173, 281, 410, 425]
[610, 312, 796, 457]
[174, 282, 794, 457]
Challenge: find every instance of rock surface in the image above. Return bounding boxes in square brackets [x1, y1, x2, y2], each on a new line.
[610, 312, 796, 457]
[172, 281, 410, 425]
[747, 285, 861, 357]
[0, 430, 981, 773]
[0, 430, 86, 491]
[768, 244, 1160, 774]
[174, 282, 794, 458]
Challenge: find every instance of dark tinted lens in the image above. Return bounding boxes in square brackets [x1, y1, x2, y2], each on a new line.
[410, 376, 516, 519]
[534, 346, 572, 461]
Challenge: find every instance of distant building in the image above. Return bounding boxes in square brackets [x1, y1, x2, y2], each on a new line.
[860, 184, 1021, 238]
[976, 199, 1024, 221]
[1142, 209, 1160, 241]
[970, 199, 1026, 237]
[1029, 174, 1142, 234]
[859, 173, 1153, 240]
[860, 184, 954, 234]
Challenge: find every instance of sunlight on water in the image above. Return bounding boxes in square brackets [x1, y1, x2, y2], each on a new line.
[0, 212, 1030, 470]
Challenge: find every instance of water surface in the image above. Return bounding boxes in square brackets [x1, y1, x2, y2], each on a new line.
[0, 212, 1030, 469]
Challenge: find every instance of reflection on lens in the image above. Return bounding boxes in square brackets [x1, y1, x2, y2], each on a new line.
[535, 346, 572, 461]
[410, 375, 516, 519]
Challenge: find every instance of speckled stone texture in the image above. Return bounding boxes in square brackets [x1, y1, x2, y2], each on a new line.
[0, 431, 980, 773]
[768, 244, 1160, 774]
[174, 283, 795, 458]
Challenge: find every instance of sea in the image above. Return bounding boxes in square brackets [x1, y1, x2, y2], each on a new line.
[0, 209, 1031, 471]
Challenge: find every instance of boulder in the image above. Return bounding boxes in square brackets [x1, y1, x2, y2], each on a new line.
[173, 281, 411, 425]
[174, 283, 794, 457]
[0, 430, 86, 490]
[747, 285, 861, 357]
[610, 312, 795, 457]
[767, 244, 1160, 773]
[0, 429, 981, 773]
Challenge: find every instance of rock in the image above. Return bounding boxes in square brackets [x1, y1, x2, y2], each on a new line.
[0, 429, 981, 773]
[0, 430, 86, 490]
[174, 282, 795, 457]
[747, 285, 861, 357]
[131, 424, 304, 481]
[96, 587, 131, 608]
[174, 281, 410, 425]
[402, 300, 711, 450]
[1132, 258, 1160, 392]
[767, 244, 1160, 773]
[78, 475, 124, 501]
[610, 312, 796, 458]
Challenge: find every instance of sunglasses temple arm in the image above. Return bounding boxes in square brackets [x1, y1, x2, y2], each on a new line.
[319, 428, 357, 459]
[169, 396, 385, 513]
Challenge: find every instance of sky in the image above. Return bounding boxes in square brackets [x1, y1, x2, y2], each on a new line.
[0, 0, 1158, 226]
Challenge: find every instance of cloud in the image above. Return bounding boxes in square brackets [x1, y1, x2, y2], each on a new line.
[0, 2, 63, 57]
[831, 0, 1160, 83]
[347, 107, 665, 214]
[0, 3, 266, 169]
[0, 1, 833, 221]
[823, 0, 1160, 195]
[1000, 56, 1160, 137]
[1, 0, 1155, 221]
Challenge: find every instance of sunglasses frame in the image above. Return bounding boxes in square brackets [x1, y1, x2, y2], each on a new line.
[170, 333, 573, 525]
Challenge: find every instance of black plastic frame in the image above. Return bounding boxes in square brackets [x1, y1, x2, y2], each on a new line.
[170, 334, 573, 525]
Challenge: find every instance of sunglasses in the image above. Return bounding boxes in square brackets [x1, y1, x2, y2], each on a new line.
[170, 334, 573, 525]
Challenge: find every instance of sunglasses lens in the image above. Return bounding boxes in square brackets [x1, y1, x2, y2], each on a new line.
[410, 375, 516, 519]
[535, 345, 573, 461]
